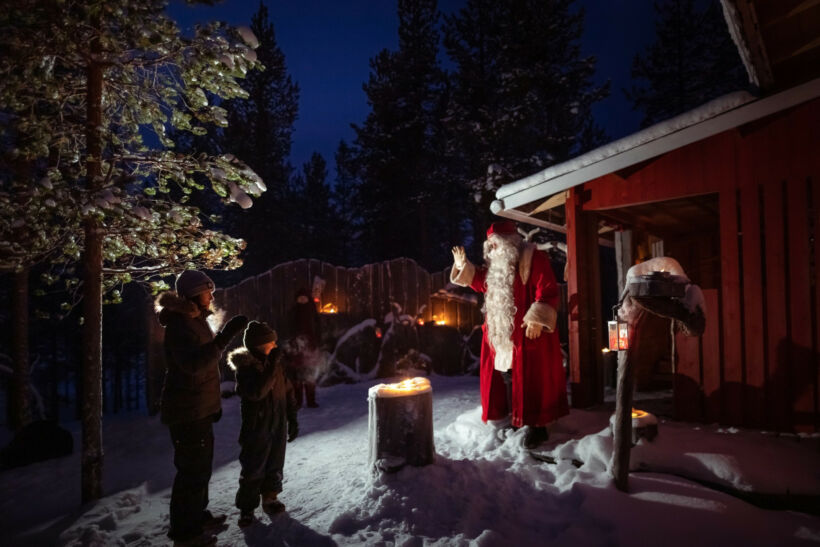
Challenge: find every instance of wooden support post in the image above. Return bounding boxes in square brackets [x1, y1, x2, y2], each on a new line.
[368, 378, 434, 472]
[566, 187, 604, 407]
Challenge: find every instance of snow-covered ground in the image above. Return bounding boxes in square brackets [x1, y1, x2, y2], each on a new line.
[2, 374, 819, 546]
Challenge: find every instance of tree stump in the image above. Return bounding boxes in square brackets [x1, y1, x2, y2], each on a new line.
[368, 377, 435, 472]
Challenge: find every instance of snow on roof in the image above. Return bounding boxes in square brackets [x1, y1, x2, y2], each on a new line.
[495, 91, 754, 201]
[493, 77, 820, 214]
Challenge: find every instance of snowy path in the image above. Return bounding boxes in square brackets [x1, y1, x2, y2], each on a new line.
[3, 375, 820, 546]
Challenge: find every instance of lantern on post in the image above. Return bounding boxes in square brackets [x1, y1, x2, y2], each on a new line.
[607, 305, 629, 351]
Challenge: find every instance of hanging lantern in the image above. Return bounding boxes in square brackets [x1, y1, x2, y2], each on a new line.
[607, 305, 629, 351]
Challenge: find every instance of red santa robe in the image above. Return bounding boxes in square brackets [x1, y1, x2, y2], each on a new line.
[452, 244, 569, 427]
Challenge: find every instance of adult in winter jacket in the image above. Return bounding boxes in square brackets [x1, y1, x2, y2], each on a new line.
[285, 287, 321, 408]
[228, 320, 298, 527]
[451, 220, 568, 449]
[157, 270, 248, 547]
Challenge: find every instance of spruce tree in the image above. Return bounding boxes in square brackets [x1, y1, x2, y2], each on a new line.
[219, 1, 300, 273]
[0, 0, 263, 501]
[625, 0, 748, 127]
[348, 0, 452, 269]
[291, 152, 336, 262]
[332, 140, 363, 266]
[443, 0, 608, 256]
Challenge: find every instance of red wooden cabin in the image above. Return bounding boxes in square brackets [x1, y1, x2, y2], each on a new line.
[492, 1, 820, 432]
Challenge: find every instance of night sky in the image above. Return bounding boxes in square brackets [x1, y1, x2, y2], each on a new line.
[167, 0, 656, 173]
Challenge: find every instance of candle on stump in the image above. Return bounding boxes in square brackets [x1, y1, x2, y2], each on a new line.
[368, 377, 435, 473]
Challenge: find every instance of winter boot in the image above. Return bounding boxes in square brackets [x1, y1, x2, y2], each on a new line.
[238, 510, 255, 528]
[202, 510, 227, 531]
[523, 426, 549, 449]
[262, 492, 286, 515]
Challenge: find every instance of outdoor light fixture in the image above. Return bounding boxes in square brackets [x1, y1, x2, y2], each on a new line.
[609, 407, 659, 445]
[607, 305, 629, 351]
[630, 408, 658, 443]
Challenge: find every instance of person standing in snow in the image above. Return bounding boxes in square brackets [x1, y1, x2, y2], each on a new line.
[156, 270, 249, 546]
[451, 220, 569, 449]
[228, 321, 299, 527]
[285, 287, 321, 408]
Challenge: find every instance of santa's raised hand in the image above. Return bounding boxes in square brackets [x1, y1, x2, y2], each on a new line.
[451, 246, 467, 270]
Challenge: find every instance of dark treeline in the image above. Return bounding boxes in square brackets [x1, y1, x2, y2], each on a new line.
[196, 0, 612, 277]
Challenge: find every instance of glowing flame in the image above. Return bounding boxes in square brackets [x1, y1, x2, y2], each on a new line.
[432, 314, 446, 325]
[321, 302, 337, 314]
[373, 376, 432, 397]
[417, 318, 424, 325]
[631, 408, 648, 419]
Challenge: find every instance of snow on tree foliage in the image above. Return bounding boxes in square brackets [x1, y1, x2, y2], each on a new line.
[0, 0, 266, 502]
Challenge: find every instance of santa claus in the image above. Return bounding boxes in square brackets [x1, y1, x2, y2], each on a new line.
[451, 220, 568, 448]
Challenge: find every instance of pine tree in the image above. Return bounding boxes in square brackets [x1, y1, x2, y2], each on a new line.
[291, 152, 336, 262]
[625, 0, 748, 127]
[347, 0, 453, 269]
[332, 140, 363, 266]
[0, 0, 263, 501]
[443, 0, 608, 256]
[219, 1, 300, 274]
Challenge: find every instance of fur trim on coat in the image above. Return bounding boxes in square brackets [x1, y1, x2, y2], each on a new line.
[523, 301, 557, 333]
[450, 261, 476, 287]
[155, 291, 202, 325]
[227, 347, 262, 372]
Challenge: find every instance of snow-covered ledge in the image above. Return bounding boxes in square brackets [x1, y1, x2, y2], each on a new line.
[494, 77, 820, 214]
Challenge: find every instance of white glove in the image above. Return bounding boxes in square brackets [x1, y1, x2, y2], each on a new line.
[523, 321, 543, 340]
[451, 246, 467, 270]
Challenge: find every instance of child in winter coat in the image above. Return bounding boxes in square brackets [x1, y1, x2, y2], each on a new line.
[227, 321, 299, 527]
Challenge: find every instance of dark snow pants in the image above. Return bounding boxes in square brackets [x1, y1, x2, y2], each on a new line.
[167, 416, 214, 541]
[235, 410, 288, 512]
[293, 381, 317, 407]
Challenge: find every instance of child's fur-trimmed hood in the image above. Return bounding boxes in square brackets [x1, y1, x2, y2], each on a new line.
[227, 347, 263, 372]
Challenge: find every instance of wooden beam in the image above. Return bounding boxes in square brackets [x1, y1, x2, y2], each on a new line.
[761, 0, 820, 29]
[530, 191, 568, 215]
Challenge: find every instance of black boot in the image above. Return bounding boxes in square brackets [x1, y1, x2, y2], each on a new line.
[523, 426, 549, 449]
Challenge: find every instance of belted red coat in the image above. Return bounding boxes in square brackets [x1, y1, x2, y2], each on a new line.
[452, 244, 569, 427]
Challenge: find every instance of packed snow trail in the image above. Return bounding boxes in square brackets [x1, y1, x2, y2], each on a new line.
[3, 375, 819, 546]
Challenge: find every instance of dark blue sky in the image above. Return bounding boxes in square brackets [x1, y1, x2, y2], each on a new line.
[167, 0, 656, 173]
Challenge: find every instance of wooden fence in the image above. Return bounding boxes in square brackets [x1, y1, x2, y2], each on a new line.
[212, 257, 484, 335]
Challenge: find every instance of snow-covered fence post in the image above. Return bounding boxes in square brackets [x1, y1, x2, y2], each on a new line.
[611, 260, 706, 492]
[368, 377, 435, 472]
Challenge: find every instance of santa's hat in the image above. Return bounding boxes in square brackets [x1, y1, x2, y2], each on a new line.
[486, 220, 517, 238]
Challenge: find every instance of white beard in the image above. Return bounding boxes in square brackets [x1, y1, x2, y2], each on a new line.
[483, 234, 520, 372]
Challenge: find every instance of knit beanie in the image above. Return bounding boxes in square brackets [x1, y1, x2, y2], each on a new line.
[243, 321, 278, 348]
[175, 270, 215, 299]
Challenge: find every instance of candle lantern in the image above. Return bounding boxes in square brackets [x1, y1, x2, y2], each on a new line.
[607, 305, 629, 351]
[368, 377, 435, 472]
[609, 408, 658, 444]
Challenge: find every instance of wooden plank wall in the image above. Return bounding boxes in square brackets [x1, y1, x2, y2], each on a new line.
[212, 260, 479, 337]
[588, 97, 820, 431]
